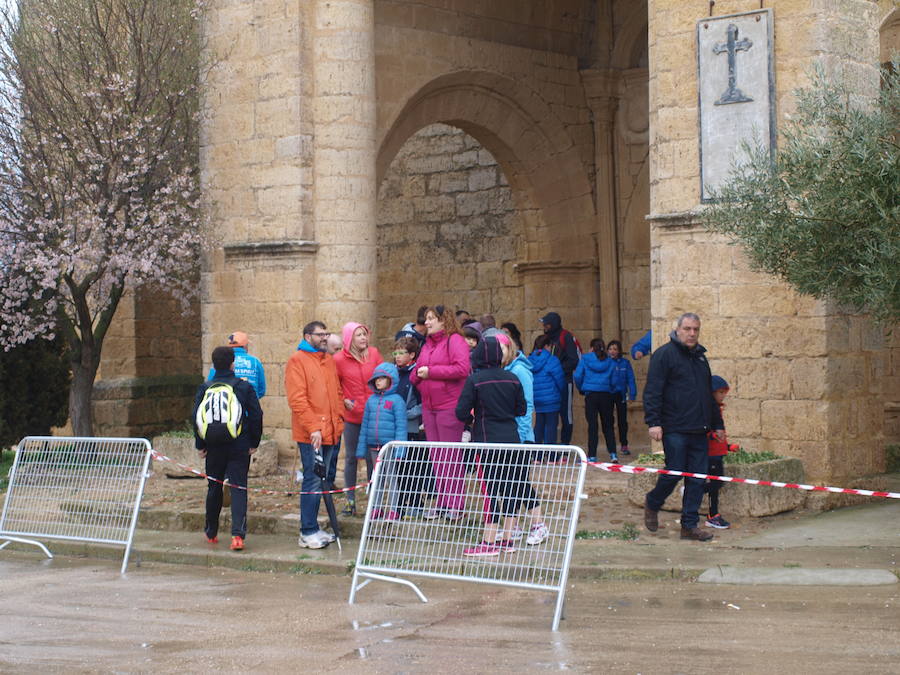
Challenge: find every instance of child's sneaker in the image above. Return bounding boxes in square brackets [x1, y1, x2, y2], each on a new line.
[423, 508, 443, 520]
[341, 500, 356, 517]
[386, 510, 400, 521]
[705, 514, 731, 529]
[205, 535, 218, 544]
[526, 522, 549, 546]
[463, 542, 501, 557]
[230, 536, 244, 551]
[370, 508, 383, 520]
[587, 456, 597, 463]
[609, 453, 619, 463]
[620, 445, 631, 456]
[495, 526, 524, 542]
[496, 539, 517, 553]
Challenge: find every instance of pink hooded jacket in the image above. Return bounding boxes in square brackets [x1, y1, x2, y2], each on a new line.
[332, 322, 383, 425]
[410, 330, 471, 411]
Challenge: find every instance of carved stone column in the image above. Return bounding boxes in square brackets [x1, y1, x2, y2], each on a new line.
[313, 0, 377, 329]
[582, 68, 621, 341]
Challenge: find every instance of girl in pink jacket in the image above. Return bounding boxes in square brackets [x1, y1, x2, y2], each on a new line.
[410, 305, 471, 520]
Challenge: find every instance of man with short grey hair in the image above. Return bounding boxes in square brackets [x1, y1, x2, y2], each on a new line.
[642, 313, 724, 541]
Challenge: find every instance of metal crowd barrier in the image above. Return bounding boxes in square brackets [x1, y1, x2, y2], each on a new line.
[0, 436, 153, 574]
[349, 441, 587, 630]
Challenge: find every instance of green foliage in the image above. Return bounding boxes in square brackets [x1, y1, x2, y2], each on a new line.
[0, 336, 69, 448]
[704, 60, 900, 323]
[635, 450, 781, 465]
[0, 449, 14, 491]
[575, 523, 639, 541]
[886, 445, 900, 473]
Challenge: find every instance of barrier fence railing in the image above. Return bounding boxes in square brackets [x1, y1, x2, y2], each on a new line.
[349, 442, 587, 631]
[0, 436, 153, 574]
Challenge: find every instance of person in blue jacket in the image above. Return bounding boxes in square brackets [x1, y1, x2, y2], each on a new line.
[528, 335, 565, 445]
[574, 338, 618, 462]
[630, 329, 652, 361]
[356, 362, 407, 521]
[207, 331, 266, 398]
[607, 340, 637, 456]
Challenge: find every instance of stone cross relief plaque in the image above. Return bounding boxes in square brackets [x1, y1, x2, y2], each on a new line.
[697, 9, 775, 202]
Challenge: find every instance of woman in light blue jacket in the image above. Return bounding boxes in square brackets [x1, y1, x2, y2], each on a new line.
[573, 338, 618, 462]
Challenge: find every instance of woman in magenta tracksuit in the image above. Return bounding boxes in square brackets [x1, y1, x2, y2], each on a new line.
[410, 304, 471, 520]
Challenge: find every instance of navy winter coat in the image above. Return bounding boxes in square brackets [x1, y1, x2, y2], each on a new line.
[357, 362, 407, 458]
[455, 337, 526, 443]
[643, 331, 724, 434]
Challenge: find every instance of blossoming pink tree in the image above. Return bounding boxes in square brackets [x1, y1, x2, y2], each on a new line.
[0, 0, 207, 435]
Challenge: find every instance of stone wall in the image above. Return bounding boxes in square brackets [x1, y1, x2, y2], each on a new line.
[648, 0, 888, 482]
[376, 123, 524, 351]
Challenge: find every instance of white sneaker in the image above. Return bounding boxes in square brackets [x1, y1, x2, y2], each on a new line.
[322, 530, 337, 543]
[495, 526, 524, 542]
[526, 523, 549, 546]
[298, 531, 330, 549]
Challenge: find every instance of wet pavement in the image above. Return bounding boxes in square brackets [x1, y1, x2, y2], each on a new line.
[0, 555, 897, 672]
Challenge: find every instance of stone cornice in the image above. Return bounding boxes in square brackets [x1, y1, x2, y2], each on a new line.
[646, 210, 704, 228]
[514, 259, 595, 274]
[223, 240, 319, 260]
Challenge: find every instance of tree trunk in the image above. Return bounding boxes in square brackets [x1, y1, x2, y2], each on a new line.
[69, 357, 100, 437]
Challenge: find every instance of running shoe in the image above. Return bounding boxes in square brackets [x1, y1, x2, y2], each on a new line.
[370, 508, 383, 520]
[205, 536, 218, 544]
[526, 522, 549, 546]
[386, 511, 400, 522]
[463, 542, 501, 557]
[423, 508, 443, 520]
[230, 536, 244, 551]
[705, 514, 731, 529]
[495, 526, 524, 542]
[496, 539, 517, 553]
[609, 453, 618, 463]
[620, 445, 631, 456]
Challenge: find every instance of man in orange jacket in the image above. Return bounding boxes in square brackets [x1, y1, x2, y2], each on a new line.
[285, 320, 344, 549]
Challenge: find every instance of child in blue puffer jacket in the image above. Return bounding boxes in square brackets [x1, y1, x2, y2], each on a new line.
[574, 338, 618, 462]
[607, 340, 637, 457]
[357, 362, 407, 521]
[529, 335, 565, 444]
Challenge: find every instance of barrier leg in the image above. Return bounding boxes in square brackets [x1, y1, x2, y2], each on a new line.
[0, 536, 53, 559]
[352, 571, 428, 604]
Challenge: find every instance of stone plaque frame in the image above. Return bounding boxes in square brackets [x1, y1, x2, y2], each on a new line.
[697, 9, 776, 203]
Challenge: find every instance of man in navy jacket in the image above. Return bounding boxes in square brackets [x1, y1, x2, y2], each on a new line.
[643, 313, 724, 541]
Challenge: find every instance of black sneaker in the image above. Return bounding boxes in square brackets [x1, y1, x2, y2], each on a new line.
[705, 514, 730, 529]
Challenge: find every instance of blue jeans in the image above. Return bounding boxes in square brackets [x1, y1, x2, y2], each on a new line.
[534, 411, 558, 445]
[645, 431, 707, 529]
[297, 442, 339, 536]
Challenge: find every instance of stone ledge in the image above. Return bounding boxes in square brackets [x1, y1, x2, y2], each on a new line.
[627, 457, 807, 517]
[223, 239, 319, 260]
[151, 436, 281, 478]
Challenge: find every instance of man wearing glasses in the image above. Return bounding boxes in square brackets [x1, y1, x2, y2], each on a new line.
[285, 321, 344, 549]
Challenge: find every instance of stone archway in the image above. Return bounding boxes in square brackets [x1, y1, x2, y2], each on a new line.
[376, 71, 599, 346]
[376, 123, 525, 349]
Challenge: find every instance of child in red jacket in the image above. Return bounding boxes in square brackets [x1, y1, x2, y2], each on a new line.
[705, 376, 739, 529]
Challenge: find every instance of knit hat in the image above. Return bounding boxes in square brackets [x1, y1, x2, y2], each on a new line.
[227, 331, 249, 348]
[711, 375, 730, 392]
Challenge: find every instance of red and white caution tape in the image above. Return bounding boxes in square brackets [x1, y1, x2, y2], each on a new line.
[592, 461, 900, 499]
[149, 450, 371, 496]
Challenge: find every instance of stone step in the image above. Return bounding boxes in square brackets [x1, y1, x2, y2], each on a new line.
[137, 507, 364, 537]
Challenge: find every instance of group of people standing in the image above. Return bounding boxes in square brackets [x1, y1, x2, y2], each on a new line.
[192, 311, 736, 554]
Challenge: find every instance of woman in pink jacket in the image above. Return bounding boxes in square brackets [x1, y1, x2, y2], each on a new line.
[410, 305, 471, 520]
[333, 322, 383, 515]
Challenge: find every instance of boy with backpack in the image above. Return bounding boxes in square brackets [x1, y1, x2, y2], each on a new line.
[193, 346, 263, 551]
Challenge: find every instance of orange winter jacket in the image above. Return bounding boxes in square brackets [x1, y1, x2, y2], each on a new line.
[285, 347, 344, 445]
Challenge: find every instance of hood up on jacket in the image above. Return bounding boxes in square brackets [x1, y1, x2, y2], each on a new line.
[473, 336, 504, 370]
[540, 311, 562, 336]
[367, 361, 400, 395]
[342, 321, 370, 355]
[529, 349, 554, 371]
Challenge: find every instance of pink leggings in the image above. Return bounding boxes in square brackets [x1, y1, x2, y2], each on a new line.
[422, 408, 466, 512]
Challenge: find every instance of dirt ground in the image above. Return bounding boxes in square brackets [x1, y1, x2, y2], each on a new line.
[1, 556, 897, 673]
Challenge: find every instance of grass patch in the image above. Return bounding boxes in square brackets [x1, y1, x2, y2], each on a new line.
[783, 562, 802, 568]
[635, 449, 782, 466]
[886, 445, 900, 473]
[0, 449, 14, 491]
[576, 523, 639, 541]
[289, 563, 324, 575]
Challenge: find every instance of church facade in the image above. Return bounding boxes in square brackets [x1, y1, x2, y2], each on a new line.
[97, 0, 900, 484]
